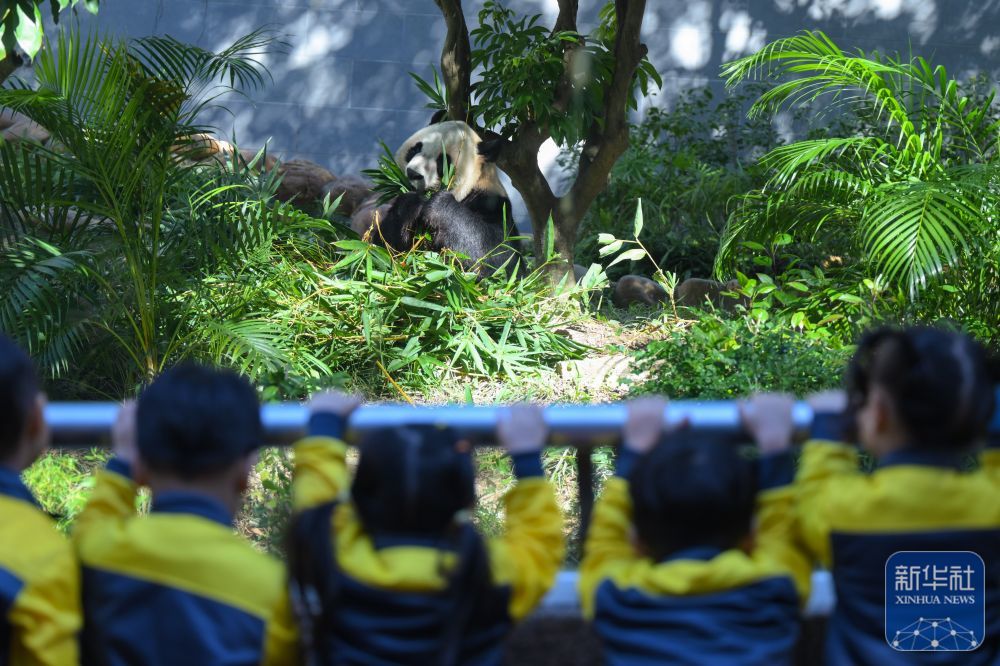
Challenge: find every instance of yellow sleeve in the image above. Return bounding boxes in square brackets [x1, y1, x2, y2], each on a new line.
[292, 436, 350, 511]
[754, 484, 812, 603]
[794, 440, 860, 567]
[487, 477, 565, 621]
[981, 444, 999, 482]
[262, 590, 300, 666]
[578, 477, 638, 619]
[71, 460, 137, 554]
[7, 538, 81, 666]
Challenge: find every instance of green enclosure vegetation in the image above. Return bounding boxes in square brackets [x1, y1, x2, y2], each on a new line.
[2, 28, 997, 552]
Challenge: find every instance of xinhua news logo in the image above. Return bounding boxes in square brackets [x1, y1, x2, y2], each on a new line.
[885, 551, 985, 652]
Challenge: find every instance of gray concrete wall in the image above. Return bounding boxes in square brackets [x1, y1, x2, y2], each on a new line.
[50, 0, 1000, 178]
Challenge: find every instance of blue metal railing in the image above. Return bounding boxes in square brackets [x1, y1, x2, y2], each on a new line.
[42, 400, 839, 617]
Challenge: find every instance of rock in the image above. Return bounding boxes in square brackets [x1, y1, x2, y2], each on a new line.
[237, 148, 278, 172]
[350, 196, 391, 240]
[321, 176, 372, 216]
[673, 277, 745, 311]
[274, 159, 336, 205]
[0, 112, 17, 131]
[612, 275, 668, 308]
[1, 110, 50, 144]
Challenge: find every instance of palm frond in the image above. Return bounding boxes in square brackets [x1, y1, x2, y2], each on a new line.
[129, 28, 279, 94]
[0, 237, 95, 375]
[861, 181, 985, 294]
[723, 31, 922, 153]
[198, 318, 293, 377]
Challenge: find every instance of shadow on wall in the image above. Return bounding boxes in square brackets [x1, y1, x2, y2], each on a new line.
[39, 0, 1000, 183]
[643, 0, 999, 107]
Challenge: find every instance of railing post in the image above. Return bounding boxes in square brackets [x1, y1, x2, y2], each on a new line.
[576, 446, 594, 540]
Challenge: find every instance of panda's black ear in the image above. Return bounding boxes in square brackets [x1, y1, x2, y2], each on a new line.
[429, 109, 448, 125]
[478, 130, 505, 163]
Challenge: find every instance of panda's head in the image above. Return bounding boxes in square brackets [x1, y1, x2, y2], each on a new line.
[394, 120, 506, 203]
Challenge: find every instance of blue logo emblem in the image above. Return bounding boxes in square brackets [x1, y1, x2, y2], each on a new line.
[885, 551, 985, 651]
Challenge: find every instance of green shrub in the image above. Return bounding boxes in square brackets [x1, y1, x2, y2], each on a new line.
[575, 84, 785, 281]
[632, 313, 852, 399]
[23, 449, 107, 532]
[719, 31, 1000, 297]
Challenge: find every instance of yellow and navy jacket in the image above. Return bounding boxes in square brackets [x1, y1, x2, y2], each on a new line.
[291, 417, 565, 665]
[795, 417, 1000, 666]
[72, 458, 298, 666]
[578, 448, 811, 666]
[0, 466, 80, 666]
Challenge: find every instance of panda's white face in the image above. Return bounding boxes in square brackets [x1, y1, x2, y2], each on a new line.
[395, 121, 481, 200]
[400, 140, 448, 192]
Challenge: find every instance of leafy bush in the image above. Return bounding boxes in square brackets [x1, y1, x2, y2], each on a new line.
[719, 31, 1000, 297]
[0, 29, 313, 395]
[295, 241, 590, 393]
[23, 450, 107, 532]
[632, 313, 852, 399]
[470, 1, 660, 146]
[0, 30, 592, 401]
[575, 84, 785, 281]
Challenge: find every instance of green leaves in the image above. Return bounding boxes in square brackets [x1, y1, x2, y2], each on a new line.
[362, 140, 417, 205]
[467, 0, 659, 145]
[0, 28, 293, 389]
[1, 0, 98, 59]
[861, 180, 983, 293]
[13, 4, 42, 56]
[719, 30, 1000, 297]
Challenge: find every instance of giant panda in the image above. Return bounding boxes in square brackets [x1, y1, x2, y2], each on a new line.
[363, 120, 523, 274]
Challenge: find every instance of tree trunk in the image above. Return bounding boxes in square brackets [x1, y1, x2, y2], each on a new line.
[0, 52, 22, 87]
[433, 0, 472, 123]
[431, 0, 651, 283]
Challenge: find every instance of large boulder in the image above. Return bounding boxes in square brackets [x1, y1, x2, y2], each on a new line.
[236, 148, 278, 172]
[274, 159, 336, 205]
[350, 196, 391, 240]
[612, 275, 668, 308]
[321, 176, 372, 216]
[674, 277, 746, 311]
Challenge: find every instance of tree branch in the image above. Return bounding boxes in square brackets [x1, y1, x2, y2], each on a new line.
[553, 0, 579, 33]
[0, 51, 22, 87]
[433, 0, 472, 123]
[550, 0, 582, 116]
[567, 0, 647, 219]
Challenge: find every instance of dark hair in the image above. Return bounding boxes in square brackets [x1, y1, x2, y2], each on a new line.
[629, 430, 756, 561]
[0, 336, 40, 461]
[137, 363, 261, 479]
[290, 426, 487, 665]
[846, 326, 994, 452]
[351, 425, 475, 536]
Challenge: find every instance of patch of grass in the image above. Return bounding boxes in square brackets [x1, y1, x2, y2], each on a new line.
[23, 449, 107, 532]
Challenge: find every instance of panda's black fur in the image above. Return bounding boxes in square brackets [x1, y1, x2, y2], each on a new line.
[371, 121, 523, 275]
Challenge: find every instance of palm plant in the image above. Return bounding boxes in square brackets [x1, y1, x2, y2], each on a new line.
[716, 31, 1000, 296]
[0, 29, 333, 394]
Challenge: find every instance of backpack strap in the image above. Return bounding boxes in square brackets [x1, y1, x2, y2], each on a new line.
[288, 500, 340, 666]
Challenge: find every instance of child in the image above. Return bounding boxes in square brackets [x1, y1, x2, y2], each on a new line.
[288, 393, 565, 665]
[578, 396, 812, 665]
[775, 326, 999, 665]
[73, 364, 297, 665]
[0, 335, 80, 665]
